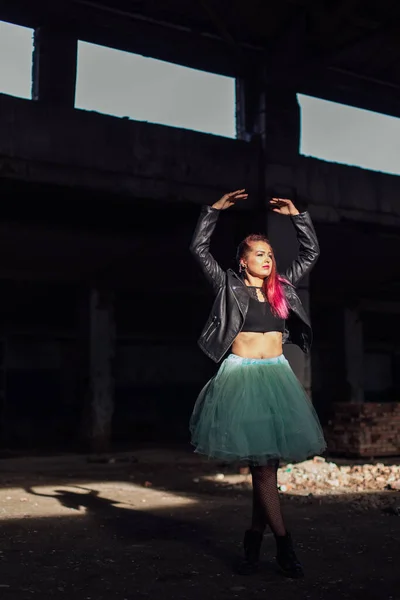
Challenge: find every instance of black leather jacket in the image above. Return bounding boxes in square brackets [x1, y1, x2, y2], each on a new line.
[190, 205, 320, 363]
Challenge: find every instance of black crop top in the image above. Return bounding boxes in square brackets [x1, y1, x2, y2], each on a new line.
[241, 287, 285, 333]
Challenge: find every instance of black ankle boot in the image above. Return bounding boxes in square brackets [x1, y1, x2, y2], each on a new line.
[235, 529, 263, 575]
[275, 532, 304, 578]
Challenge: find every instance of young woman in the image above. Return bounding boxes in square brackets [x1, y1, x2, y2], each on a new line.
[189, 189, 326, 579]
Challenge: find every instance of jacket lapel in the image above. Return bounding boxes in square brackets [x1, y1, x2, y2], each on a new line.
[282, 283, 311, 326]
[228, 270, 249, 318]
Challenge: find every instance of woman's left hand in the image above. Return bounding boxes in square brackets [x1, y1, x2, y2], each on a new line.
[269, 198, 300, 216]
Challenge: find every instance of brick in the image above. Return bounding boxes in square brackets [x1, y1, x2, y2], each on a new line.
[324, 402, 400, 457]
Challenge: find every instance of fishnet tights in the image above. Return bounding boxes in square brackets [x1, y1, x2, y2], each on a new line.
[250, 461, 286, 537]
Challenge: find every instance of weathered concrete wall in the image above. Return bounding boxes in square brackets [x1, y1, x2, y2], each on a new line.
[2, 94, 400, 225]
[266, 159, 400, 226]
[0, 93, 259, 206]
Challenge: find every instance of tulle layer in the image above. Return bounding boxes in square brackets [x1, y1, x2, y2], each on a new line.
[190, 354, 326, 465]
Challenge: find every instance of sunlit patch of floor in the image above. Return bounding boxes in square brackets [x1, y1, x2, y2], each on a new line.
[0, 482, 198, 520]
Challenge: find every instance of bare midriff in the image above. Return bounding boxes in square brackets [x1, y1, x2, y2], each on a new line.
[231, 331, 283, 359]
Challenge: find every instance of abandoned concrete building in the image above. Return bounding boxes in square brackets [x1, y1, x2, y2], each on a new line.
[1, 1, 400, 457]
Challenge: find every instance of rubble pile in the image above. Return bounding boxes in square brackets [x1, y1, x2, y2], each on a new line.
[277, 457, 400, 495]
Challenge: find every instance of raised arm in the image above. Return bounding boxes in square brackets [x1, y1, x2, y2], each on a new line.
[285, 212, 320, 286]
[269, 198, 320, 286]
[190, 189, 248, 293]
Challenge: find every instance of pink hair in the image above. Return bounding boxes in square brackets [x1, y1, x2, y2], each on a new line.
[237, 234, 290, 319]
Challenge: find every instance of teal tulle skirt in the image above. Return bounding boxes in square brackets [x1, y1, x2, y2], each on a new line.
[190, 354, 326, 465]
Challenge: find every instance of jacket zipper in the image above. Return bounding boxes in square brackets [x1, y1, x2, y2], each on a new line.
[204, 315, 219, 342]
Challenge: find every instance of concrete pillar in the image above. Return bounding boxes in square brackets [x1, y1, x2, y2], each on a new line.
[236, 68, 265, 142]
[88, 289, 116, 453]
[32, 25, 78, 107]
[344, 308, 364, 403]
[267, 213, 312, 395]
[263, 85, 300, 164]
[236, 73, 300, 163]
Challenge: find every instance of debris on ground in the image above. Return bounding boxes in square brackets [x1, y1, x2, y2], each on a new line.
[202, 457, 400, 512]
[276, 457, 400, 496]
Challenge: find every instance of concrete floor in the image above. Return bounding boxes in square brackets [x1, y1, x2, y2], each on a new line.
[0, 448, 398, 600]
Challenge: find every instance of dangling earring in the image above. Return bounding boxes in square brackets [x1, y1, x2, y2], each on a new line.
[239, 263, 246, 273]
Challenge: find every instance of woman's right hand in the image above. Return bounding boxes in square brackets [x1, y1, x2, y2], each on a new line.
[212, 189, 248, 210]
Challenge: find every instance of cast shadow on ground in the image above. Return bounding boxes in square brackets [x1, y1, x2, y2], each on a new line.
[24, 485, 245, 573]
